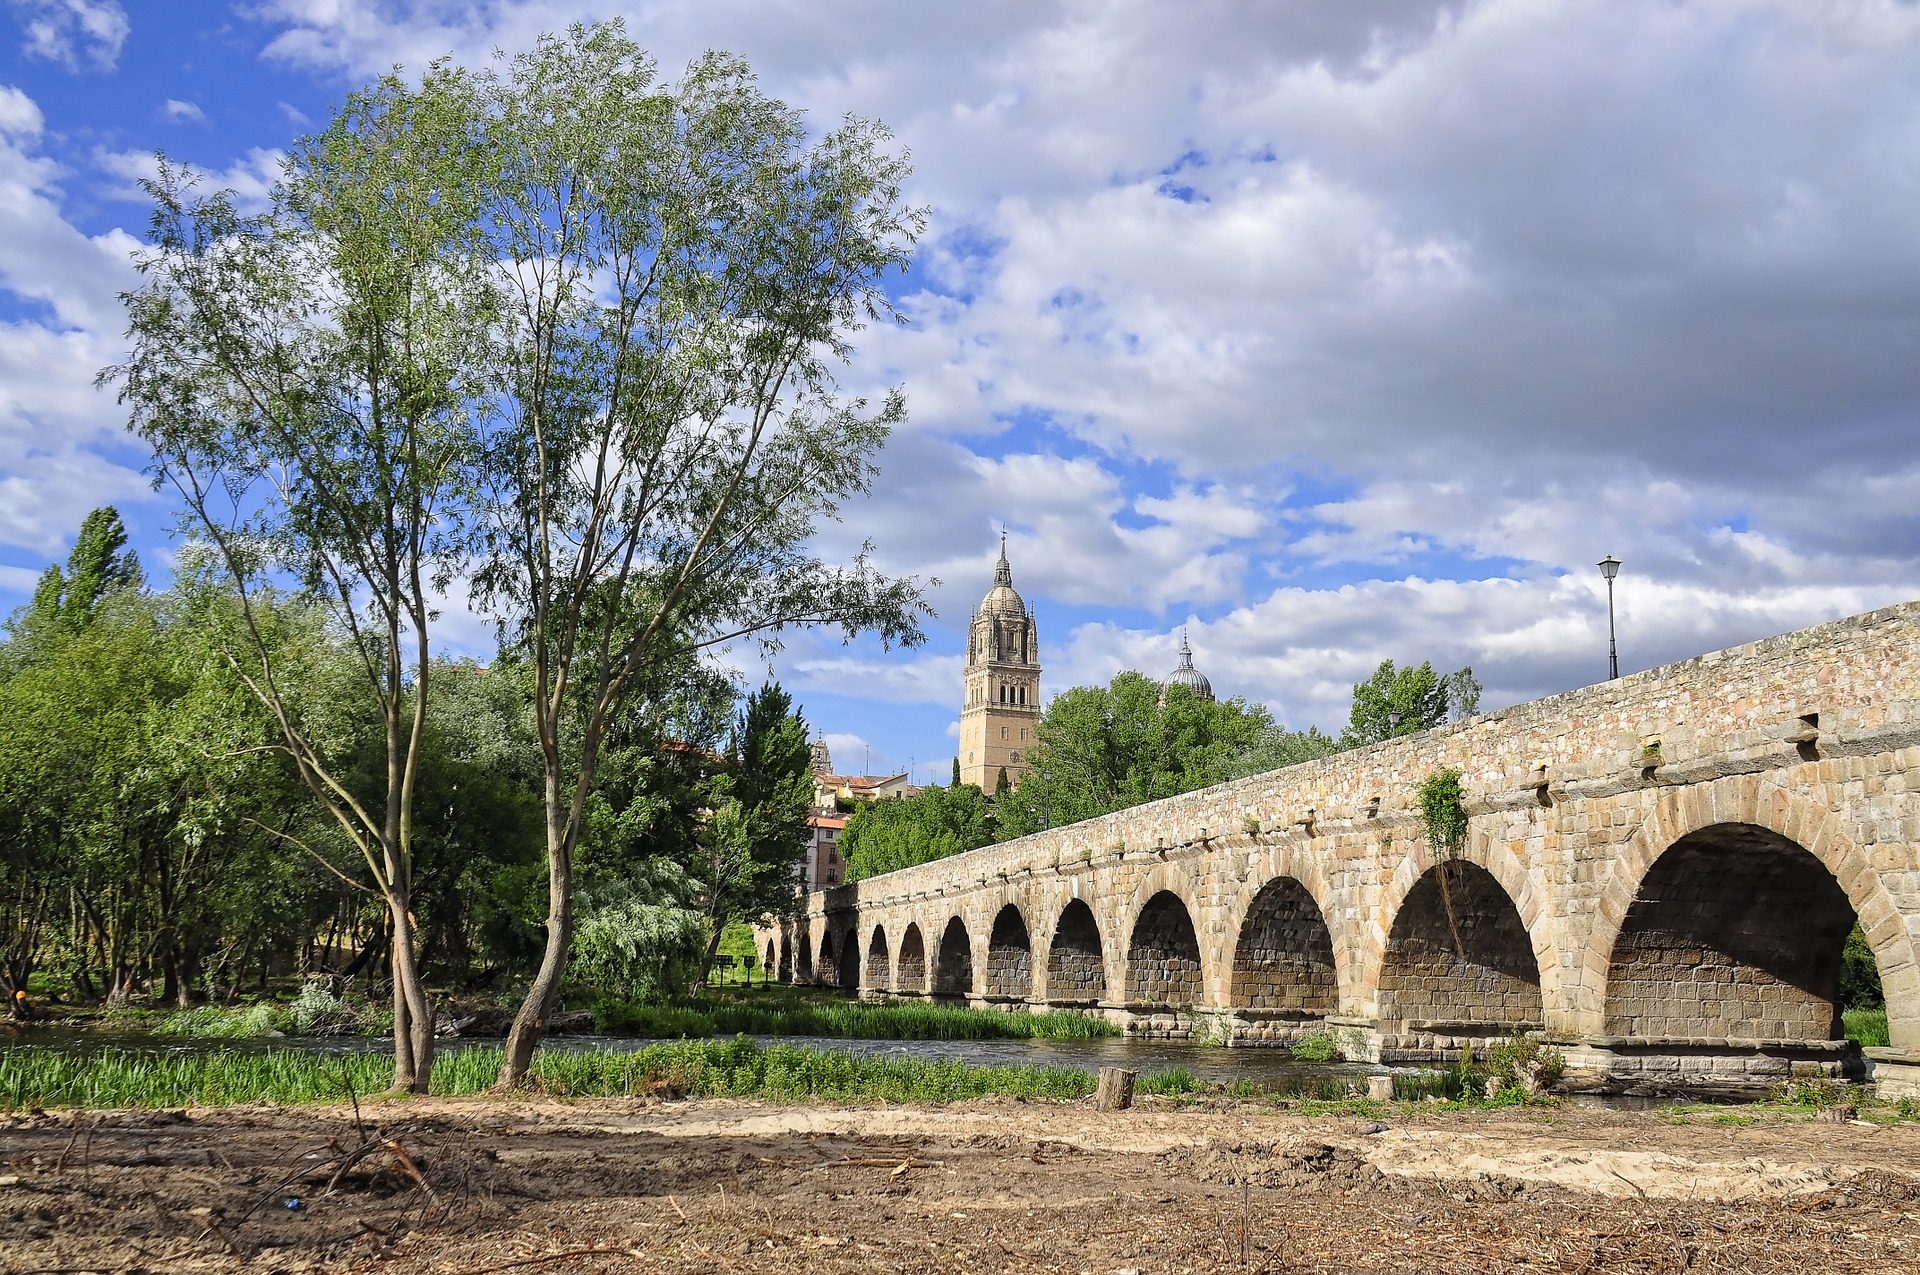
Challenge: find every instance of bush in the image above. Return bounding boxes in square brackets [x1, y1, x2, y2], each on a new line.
[153, 1002, 288, 1039]
[1486, 1033, 1565, 1095]
[1841, 923, 1884, 1010]
[1288, 1030, 1344, 1063]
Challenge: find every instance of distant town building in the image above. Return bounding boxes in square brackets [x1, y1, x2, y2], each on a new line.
[801, 735, 915, 889]
[958, 533, 1041, 790]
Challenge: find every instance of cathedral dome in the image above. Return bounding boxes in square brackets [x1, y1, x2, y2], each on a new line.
[1163, 631, 1215, 703]
[978, 533, 1027, 617]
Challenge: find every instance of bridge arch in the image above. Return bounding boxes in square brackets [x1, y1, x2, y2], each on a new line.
[1377, 860, 1544, 1033]
[986, 904, 1034, 999]
[1126, 889, 1206, 1008]
[896, 922, 927, 993]
[865, 925, 891, 991]
[1227, 874, 1339, 1016]
[1043, 898, 1108, 1004]
[1588, 777, 1920, 1047]
[1370, 829, 1560, 1026]
[934, 916, 975, 998]
[815, 930, 836, 988]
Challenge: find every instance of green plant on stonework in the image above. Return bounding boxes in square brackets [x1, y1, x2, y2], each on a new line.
[1289, 1029, 1344, 1063]
[1485, 1032, 1565, 1095]
[1417, 768, 1471, 954]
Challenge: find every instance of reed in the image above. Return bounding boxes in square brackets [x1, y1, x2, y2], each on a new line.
[593, 996, 1118, 1042]
[0, 1039, 1170, 1110]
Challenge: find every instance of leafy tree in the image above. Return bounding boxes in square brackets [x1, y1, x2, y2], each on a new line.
[466, 24, 929, 1084]
[842, 784, 995, 882]
[688, 684, 812, 979]
[993, 673, 1277, 839]
[1339, 659, 1481, 748]
[107, 64, 493, 1091]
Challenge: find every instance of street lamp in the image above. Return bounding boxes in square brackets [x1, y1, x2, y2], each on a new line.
[1041, 769, 1052, 832]
[1598, 555, 1622, 680]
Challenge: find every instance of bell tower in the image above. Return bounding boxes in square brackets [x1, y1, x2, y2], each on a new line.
[959, 533, 1041, 790]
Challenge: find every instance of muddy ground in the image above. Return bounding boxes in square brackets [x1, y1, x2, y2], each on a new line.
[4, 1096, 1920, 1274]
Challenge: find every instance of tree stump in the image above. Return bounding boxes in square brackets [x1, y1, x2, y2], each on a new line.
[1096, 1066, 1135, 1111]
[1367, 1074, 1394, 1102]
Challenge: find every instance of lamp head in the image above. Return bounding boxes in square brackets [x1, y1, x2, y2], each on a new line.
[1598, 554, 1621, 581]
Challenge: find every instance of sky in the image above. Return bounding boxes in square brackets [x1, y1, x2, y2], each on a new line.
[3, 1, 1918, 786]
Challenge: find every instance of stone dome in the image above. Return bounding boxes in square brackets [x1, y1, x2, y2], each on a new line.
[1163, 631, 1215, 703]
[978, 533, 1027, 617]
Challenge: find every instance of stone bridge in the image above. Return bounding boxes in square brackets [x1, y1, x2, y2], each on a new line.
[760, 603, 1920, 1092]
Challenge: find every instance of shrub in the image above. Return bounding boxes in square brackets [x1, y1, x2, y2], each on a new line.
[1486, 1032, 1565, 1095]
[1288, 1030, 1344, 1063]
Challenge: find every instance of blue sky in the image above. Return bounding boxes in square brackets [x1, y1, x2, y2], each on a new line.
[4, 1, 1920, 785]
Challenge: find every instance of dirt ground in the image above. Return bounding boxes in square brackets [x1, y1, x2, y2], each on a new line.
[4, 1095, 1920, 1274]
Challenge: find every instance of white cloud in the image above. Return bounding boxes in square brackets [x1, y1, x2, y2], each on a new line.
[96, 145, 283, 214]
[11, 0, 128, 72]
[161, 98, 205, 123]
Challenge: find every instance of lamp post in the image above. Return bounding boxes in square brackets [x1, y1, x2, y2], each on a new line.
[1598, 555, 1622, 679]
[1041, 769, 1052, 832]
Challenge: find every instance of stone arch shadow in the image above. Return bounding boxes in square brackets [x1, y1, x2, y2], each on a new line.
[933, 916, 975, 999]
[895, 922, 928, 994]
[985, 903, 1034, 1000]
[1367, 833, 1562, 1031]
[1587, 779, 1920, 1049]
[1120, 867, 1208, 1013]
[865, 924, 891, 992]
[1223, 872, 1340, 1034]
[1040, 895, 1109, 1005]
[1376, 859, 1545, 1044]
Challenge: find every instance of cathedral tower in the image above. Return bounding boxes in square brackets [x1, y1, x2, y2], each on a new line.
[959, 533, 1041, 790]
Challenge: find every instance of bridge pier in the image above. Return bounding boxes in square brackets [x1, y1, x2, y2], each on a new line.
[757, 604, 1920, 1096]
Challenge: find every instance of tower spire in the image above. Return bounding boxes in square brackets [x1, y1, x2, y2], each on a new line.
[994, 528, 1012, 588]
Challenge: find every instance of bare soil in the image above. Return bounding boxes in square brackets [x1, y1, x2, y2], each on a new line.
[3, 1095, 1919, 1273]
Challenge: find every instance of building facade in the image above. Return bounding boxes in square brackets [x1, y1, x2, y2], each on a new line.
[959, 535, 1042, 790]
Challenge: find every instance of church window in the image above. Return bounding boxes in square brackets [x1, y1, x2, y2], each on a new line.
[1001, 727, 1008, 740]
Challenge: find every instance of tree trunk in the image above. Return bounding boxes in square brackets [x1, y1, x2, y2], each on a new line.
[498, 798, 573, 1088]
[1096, 1067, 1136, 1111]
[386, 890, 435, 1095]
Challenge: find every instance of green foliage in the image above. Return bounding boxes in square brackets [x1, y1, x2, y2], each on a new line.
[153, 1003, 286, 1039]
[1845, 1007, 1890, 1048]
[1485, 1033, 1566, 1094]
[842, 784, 995, 882]
[992, 671, 1283, 840]
[566, 883, 709, 1002]
[1841, 922, 1884, 1010]
[1136, 1068, 1201, 1096]
[589, 994, 1118, 1041]
[1417, 769, 1471, 862]
[0, 1041, 1108, 1109]
[1341, 659, 1481, 748]
[1288, 1029, 1344, 1063]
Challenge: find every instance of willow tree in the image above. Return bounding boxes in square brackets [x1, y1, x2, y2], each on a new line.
[471, 24, 929, 1085]
[104, 66, 493, 1092]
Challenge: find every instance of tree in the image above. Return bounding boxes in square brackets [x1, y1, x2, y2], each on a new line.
[1339, 659, 1481, 749]
[993, 672, 1278, 839]
[842, 784, 995, 882]
[689, 683, 813, 978]
[106, 64, 493, 1090]
[950, 756, 961, 787]
[467, 24, 929, 1085]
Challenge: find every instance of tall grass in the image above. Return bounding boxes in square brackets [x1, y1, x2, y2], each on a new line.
[0, 1039, 1133, 1111]
[1845, 1007, 1890, 1048]
[593, 996, 1117, 1042]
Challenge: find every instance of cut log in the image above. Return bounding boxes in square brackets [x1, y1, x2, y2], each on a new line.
[1367, 1074, 1394, 1102]
[1096, 1066, 1136, 1111]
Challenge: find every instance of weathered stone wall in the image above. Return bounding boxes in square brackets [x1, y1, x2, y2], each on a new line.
[934, 919, 973, 996]
[1604, 825, 1853, 1040]
[896, 925, 926, 993]
[1377, 862, 1543, 1032]
[1045, 900, 1107, 1002]
[761, 602, 1920, 1073]
[864, 927, 891, 992]
[985, 905, 1033, 998]
[1231, 877, 1338, 1014]
[1126, 892, 1203, 1006]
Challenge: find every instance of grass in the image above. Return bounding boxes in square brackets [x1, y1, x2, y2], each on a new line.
[1844, 1007, 1889, 1048]
[592, 992, 1118, 1042]
[0, 1038, 1127, 1111]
